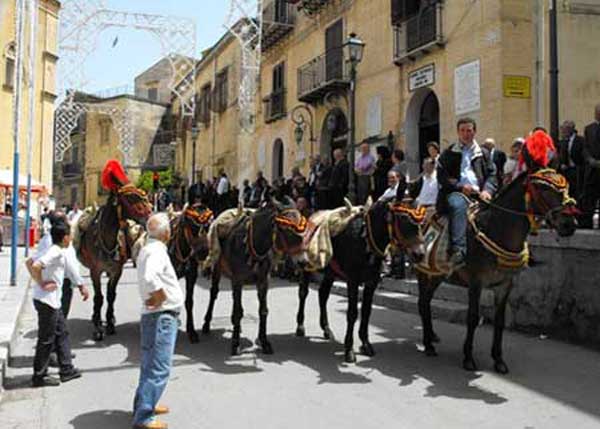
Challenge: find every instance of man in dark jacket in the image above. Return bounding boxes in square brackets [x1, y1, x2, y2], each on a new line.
[437, 118, 497, 269]
[482, 138, 507, 185]
[558, 120, 585, 200]
[329, 148, 349, 208]
[580, 104, 600, 228]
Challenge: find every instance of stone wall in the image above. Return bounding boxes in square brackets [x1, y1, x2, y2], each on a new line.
[508, 230, 600, 347]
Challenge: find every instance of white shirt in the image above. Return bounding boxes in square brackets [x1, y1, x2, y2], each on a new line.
[32, 244, 82, 309]
[416, 172, 439, 206]
[216, 177, 230, 195]
[136, 238, 184, 315]
[567, 134, 576, 167]
[68, 209, 83, 225]
[33, 234, 84, 285]
[457, 141, 481, 192]
[379, 182, 399, 202]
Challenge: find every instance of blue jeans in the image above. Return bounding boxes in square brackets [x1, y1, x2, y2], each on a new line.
[133, 312, 179, 426]
[448, 192, 469, 255]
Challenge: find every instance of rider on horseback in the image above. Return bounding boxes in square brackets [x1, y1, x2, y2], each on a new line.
[436, 117, 498, 271]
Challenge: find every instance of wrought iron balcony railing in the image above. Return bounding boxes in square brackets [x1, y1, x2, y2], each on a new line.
[262, 0, 296, 51]
[297, 48, 349, 103]
[263, 90, 287, 123]
[393, 2, 444, 65]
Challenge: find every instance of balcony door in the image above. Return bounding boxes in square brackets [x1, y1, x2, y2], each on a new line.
[325, 19, 344, 81]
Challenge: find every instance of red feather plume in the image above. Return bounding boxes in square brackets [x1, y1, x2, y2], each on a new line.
[520, 130, 556, 169]
[101, 159, 130, 192]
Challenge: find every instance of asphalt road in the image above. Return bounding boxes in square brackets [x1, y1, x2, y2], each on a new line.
[1, 265, 600, 429]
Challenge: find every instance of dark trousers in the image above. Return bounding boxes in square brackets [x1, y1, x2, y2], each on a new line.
[33, 300, 74, 379]
[61, 278, 73, 318]
[563, 167, 584, 200]
[580, 169, 600, 228]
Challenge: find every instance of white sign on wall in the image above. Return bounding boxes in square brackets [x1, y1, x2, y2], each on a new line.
[366, 95, 382, 138]
[454, 60, 481, 115]
[409, 64, 435, 92]
[152, 144, 174, 167]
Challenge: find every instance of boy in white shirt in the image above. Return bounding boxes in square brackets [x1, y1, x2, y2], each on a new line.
[26, 222, 89, 387]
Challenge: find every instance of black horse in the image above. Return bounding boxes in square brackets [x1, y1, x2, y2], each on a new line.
[167, 203, 214, 343]
[417, 169, 578, 374]
[77, 184, 152, 341]
[202, 198, 308, 356]
[296, 183, 427, 363]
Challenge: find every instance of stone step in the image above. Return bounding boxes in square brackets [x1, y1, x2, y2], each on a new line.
[331, 282, 469, 325]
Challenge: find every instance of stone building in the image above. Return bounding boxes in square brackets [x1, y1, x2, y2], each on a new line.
[134, 54, 193, 105]
[0, 0, 60, 192]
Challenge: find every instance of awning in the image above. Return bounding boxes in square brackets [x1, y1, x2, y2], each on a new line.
[0, 170, 48, 194]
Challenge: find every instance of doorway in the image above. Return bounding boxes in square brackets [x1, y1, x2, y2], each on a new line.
[405, 88, 440, 177]
[320, 108, 349, 162]
[272, 139, 284, 182]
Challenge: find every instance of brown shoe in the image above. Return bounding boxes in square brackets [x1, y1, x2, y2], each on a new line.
[154, 405, 169, 415]
[134, 420, 168, 429]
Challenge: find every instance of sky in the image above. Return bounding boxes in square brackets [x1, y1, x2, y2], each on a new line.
[82, 0, 230, 93]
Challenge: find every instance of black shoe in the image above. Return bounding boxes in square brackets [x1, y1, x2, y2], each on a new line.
[32, 375, 60, 387]
[60, 368, 82, 383]
[49, 353, 59, 368]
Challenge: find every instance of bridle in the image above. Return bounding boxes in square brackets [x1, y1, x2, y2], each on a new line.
[171, 206, 214, 264]
[273, 209, 308, 256]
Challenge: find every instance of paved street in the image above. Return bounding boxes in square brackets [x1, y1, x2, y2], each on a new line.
[1, 265, 600, 429]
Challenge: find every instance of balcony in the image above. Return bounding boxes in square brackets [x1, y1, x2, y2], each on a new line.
[297, 49, 350, 103]
[288, 0, 330, 17]
[393, 2, 444, 65]
[262, 0, 296, 51]
[263, 90, 287, 123]
[62, 162, 82, 177]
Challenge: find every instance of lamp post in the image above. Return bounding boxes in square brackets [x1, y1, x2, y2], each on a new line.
[343, 32, 365, 204]
[291, 104, 316, 159]
[191, 126, 200, 186]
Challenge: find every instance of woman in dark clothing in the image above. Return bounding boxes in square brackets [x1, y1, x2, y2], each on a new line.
[316, 156, 333, 210]
[372, 146, 393, 201]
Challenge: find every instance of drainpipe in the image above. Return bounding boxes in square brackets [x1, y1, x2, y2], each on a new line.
[211, 57, 218, 179]
[534, 0, 545, 128]
[549, 0, 559, 143]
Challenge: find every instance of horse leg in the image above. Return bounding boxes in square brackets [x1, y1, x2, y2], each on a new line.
[417, 273, 443, 356]
[185, 264, 199, 343]
[359, 278, 377, 357]
[491, 280, 512, 374]
[230, 281, 243, 356]
[319, 273, 334, 340]
[105, 269, 121, 336]
[202, 268, 221, 334]
[296, 271, 310, 337]
[344, 280, 359, 363]
[257, 277, 273, 354]
[91, 271, 105, 341]
[463, 281, 483, 371]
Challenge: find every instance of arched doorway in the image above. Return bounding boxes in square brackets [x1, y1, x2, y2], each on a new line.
[320, 108, 349, 162]
[405, 88, 440, 177]
[272, 139, 284, 182]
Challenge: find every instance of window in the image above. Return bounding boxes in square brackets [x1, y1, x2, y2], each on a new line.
[198, 84, 212, 125]
[269, 62, 286, 118]
[391, 0, 421, 25]
[71, 144, 79, 164]
[148, 87, 158, 101]
[71, 186, 78, 206]
[100, 118, 111, 146]
[4, 42, 15, 88]
[212, 69, 229, 113]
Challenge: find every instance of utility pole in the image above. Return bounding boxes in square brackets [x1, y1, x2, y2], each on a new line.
[10, 0, 27, 286]
[549, 0, 559, 143]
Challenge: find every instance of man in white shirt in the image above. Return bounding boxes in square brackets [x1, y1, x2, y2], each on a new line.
[415, 158, 439, 208]
[133, 213, 184, 429]
[378, 170, 402, 202]
[26, 222, 89, 387]
[67, 203, 83, 226]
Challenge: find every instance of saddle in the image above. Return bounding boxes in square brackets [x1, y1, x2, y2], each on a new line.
[203, 207, 255, 269]
[415, 214, 452, 276]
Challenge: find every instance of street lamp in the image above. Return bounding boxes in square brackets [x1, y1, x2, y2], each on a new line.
[191, 125, 200, 185]
[291, 104, 316, 158]
[343, 32, 365, 204]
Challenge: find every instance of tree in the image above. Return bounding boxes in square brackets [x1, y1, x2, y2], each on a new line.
[136, 168, 174, 193]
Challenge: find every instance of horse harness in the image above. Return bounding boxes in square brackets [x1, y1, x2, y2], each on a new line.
[171, 207, 214, 265]
[246, 210, 309, 262]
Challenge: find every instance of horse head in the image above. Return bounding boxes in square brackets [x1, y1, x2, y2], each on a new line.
[181, 203, 214, 260]
[272, 200, 309, 262]
[525, 168, 578, 237]
[386, 179, 426, 262]
[115, 183, 153, 226]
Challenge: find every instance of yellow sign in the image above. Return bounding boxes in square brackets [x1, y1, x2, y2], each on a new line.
[503, 75, 531, 98]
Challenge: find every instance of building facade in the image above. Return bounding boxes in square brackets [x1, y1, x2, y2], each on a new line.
[0, 0, 60, 191]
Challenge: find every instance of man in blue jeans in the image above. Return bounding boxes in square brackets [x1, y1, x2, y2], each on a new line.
[436, 118, 497, 271]
[133, 213, 184, 429]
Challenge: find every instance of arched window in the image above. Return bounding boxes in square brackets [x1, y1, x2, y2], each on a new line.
[4, 42, 16, 88]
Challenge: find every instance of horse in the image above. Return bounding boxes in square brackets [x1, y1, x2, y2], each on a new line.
[77, 183, 152, 341]
[167, 203, 214, 343]
[296, 182, 427, 363]
[416, 168, 578, 374]
[201, 197, 308, 356]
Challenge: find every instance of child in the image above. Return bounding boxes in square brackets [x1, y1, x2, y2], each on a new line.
[26, 221, 88, 387]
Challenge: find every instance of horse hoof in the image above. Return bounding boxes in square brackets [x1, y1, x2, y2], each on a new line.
[262, 342, 274, 355]
[463, 358, 478, 372]
[188, 331, 200, 344]
[359, 343, 376, 357]
[323, 328, 334, 341]
[201, 324, 211, 335]
[105, 325, 116, 336]
[494, 360, 509, 375]
[93, 331, 104, 342]
[344, 350, 356, 364]
[231, 345, 241, 356]
[424, 346, 438, 357]
[432, 333, 441, 343]
[296, 326, 306, 337]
